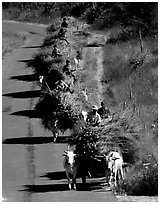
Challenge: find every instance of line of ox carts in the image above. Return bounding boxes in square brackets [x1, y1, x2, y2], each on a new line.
[38, 18, 129, 190]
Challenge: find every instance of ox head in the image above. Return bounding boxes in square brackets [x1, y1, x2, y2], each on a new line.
[63, 150, 77, 167]
[105, 151, 123, 170]
[104, 153, 113, 170]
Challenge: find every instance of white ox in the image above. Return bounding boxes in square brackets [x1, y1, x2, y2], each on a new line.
[105, 151, 124, 186]
[63, 150, 80, 190]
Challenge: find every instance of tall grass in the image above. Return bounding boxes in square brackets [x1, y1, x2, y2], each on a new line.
[120, 160, 158, 196]
[102, 27, 158, 195]
[102, 28, 158, 120]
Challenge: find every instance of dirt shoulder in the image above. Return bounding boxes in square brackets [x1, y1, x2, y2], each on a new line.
[116, 195, 158, 202]
[73, 29, 108, 109]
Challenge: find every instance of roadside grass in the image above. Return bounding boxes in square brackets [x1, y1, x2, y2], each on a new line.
[119, 159, 158, 196]
[2, 31, 26, 58]
[102, 27, 158, 195]
[102, 28, 158, 121]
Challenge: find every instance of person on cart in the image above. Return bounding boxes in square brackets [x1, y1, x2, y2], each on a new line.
[86, 105, 102, 127]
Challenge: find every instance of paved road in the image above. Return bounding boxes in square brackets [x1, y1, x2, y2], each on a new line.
[2, 21, 118, 202]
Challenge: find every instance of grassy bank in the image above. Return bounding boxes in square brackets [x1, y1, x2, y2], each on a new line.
[2, 31, 26, 58]
[101, 27, 158, 196]
[102, 27, 158, 139]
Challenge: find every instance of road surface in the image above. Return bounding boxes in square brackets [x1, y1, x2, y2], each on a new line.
[2, 21, 118, 202]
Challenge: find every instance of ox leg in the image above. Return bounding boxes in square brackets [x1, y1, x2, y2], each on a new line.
[123, 166, 127, 179]
[53, 132, 58, 143]
[109, 172, 113, 186]
[103, 158, 109, 185]
[73, 183, 76, 190]
[114, 169, 117, 186]
[72, 173, 77, 190]
[82, 174, 86, 185]
[123, 166, 128, 179]
[81, 172, 87, 189]
[65, 172, 72, 190]
[120, 167, 124, 180]
[69, 183, 72, 190]
[104, 168, 110, 185]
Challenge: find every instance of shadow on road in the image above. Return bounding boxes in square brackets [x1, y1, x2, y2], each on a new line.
[28, 31, 38, 35]
[3, 136, 70, 145]
[86, 43, 104, 47]
[10, 74, 38, 82]
[22, 45, 43, 49]
[18, 59, 34, 63]
[22, 184, 69, 192]
[21, 181, 104, 193]
[3, 136, 54, 145]
[41, 171, 67, 180]
[10, 110, 40, 118]
[3, 90, 41, 99]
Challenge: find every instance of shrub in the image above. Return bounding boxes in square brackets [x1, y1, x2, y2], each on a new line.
[107, 27, 137, 44]
[45, 68, 64, 90]
[42, 33, 59, 47]
[27, 47, 63, 76]
[120, 161, 158, 196]
[46, 20, 60, 34]
[27, 52, 53, 75]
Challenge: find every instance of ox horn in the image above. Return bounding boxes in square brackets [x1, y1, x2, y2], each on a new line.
[62, 150, 68, 156]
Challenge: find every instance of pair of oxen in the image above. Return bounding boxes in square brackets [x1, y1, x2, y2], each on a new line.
[63, 147, 124, 190]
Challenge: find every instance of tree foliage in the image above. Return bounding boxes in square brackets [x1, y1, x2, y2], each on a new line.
[3, 2, 157, 36]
